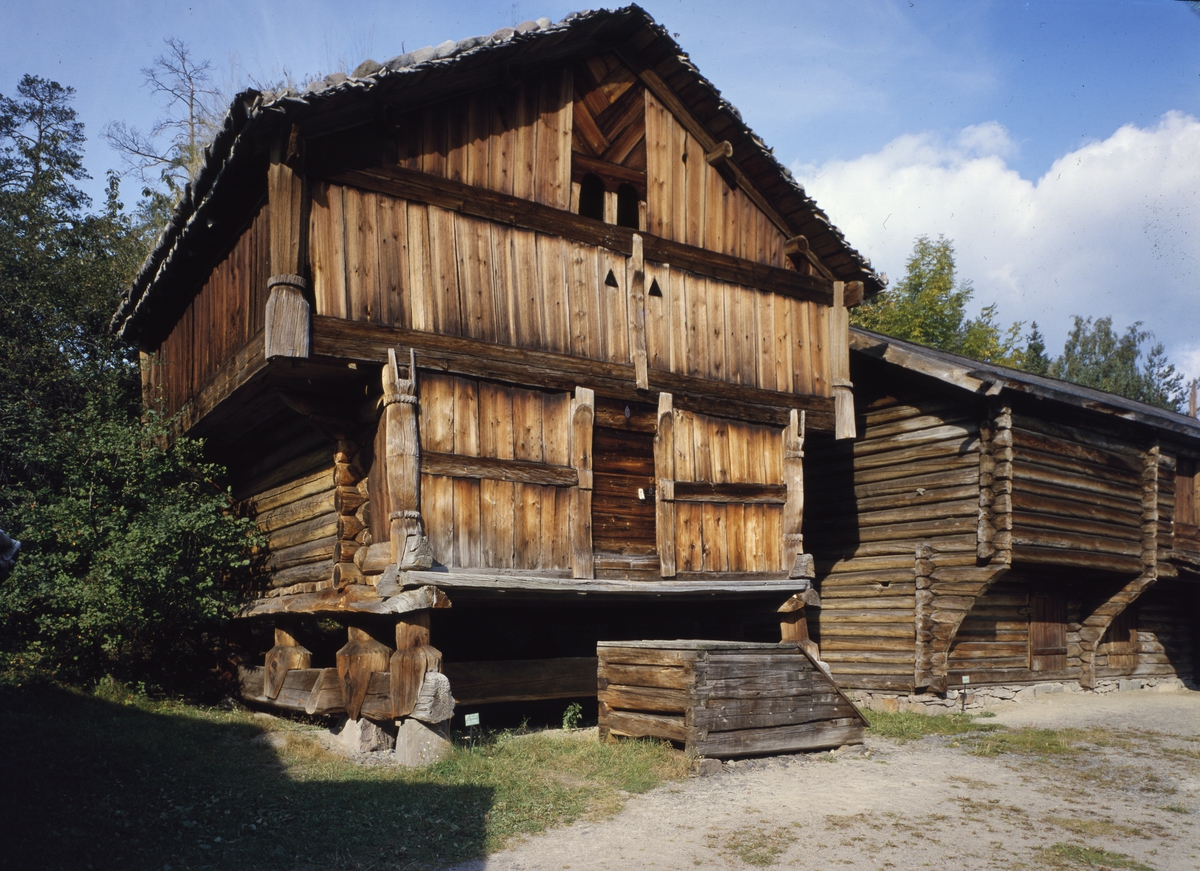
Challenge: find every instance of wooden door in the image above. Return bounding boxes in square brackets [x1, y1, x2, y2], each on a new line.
[591, 399, 658, 577]
[1030, 593, 1067, 672]
[1104, 605, 1140, 672]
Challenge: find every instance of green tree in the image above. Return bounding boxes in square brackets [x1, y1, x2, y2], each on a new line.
[0, 75, 257, 690]
[1051, 316, 1184, 411]
[850, 235, 1025, 366]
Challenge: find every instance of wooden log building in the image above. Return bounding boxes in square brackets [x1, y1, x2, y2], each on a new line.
[111, 7, 883, 736]
[805, 329, 1200, 698]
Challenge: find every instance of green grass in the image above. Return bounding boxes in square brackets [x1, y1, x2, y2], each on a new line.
[1042, 842, 1155, 870]
[862, 708, 1000, 741]
[0, 679, 688, 870]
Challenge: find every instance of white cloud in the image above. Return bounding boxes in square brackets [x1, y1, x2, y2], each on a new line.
[795, 112, 1200, 382]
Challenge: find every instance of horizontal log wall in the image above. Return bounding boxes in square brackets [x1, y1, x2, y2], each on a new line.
[246, 463, 338, 593]
[670, 409, 785, 574]
[644, 90, 788, 267]
[308, 185, 829, 397]
[146, 202, 270, 417]
[1118, 583, 1195, 686]
[806, 396, 984, 692]
[416, 372, 573, 571]
[1009, 411, 1147, 572]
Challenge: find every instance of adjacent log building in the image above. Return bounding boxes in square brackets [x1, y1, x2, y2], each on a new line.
[112, 7, 881, 733]
[806, 329, 1200, 697]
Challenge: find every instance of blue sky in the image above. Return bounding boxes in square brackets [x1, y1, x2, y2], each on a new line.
[5, 1, 1200, 383]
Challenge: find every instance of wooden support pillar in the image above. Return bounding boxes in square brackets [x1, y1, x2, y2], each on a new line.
[829, 281, 855, 440]
[628, 234, 649, 390]
[383, 348, 432, 570]
[571, 387, 595, 579]
[336, 626, 392, 721]
[264, 627, 312, 700]
[654, 392, 676, 577]
[783, 409, 813, 579]
[779, 590, 820, 661]
[265, 134, 311, 359]
[390, 611, 443, 719]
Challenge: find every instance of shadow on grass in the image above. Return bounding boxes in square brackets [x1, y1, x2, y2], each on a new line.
[0, 683, 491, 870]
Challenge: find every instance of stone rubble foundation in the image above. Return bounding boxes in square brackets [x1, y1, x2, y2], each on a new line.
[853, 677, 1189, 713]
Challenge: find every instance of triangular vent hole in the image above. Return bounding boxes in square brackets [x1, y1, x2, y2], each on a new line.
[604, 268, 619, 288]
[648, 278, 662, 297]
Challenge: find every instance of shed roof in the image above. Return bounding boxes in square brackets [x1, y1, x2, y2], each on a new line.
[851, 327, 1200, 441]
[113, 5, 884, 342]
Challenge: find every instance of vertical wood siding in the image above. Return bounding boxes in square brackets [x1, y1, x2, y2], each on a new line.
[644, 90, 789, 268]
[310, 185, 831, 397]
[146, 202, 270, 416]
[414, 372, 572, 571]
[392, 70, 573, 211]
[670, 409, 785, 573]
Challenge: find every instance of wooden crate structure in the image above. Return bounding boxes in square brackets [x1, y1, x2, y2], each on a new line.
[597, 640, 867, 758]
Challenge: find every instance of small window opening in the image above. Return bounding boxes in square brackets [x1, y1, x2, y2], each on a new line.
[604, 268, 619, 288]
[578, 173, 605, 221]
[616, 183, 640, 229]
[648, 278, 662, 297]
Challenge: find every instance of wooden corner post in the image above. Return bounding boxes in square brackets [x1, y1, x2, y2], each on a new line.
[383, 349, 432, 570]
[654, 392, 677, 577]
[265, 131, 311, 359]
[571, 386, 595, 579]
[830, 281, 855, 440]
[783, 409, 814, 579]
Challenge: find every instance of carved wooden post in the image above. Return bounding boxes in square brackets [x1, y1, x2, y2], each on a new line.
[264, 627, 311, 700]
[336, 626, 391, 721]
[829, 280, 855, 439]
[265, 133, 310, 359]
[629, 234, 649, 390]
[783, 409, 813, 579]
[779, 589, 820, 661]
[390, 612, 444, 719]
[571, 387, 595, 579]
[383, 348, 432, 570]
[655, 392, 676, 577]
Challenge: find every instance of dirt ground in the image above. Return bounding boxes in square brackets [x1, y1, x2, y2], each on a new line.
[445, 690, 1200, 871]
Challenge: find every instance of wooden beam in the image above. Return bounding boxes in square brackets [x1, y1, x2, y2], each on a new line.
[783, 409, 809, 579]
[310, 316, 837, 431]
[654, 392, 677, 578]
[265, 143, 311, 359]
[239, 582, 450, 617]
[673, 482, 788, 504]
[392, 569, 811, 596]
[830, 281, 855, 440]
[705, 140, 734, 167]
[442, 657, 599, 705]
[321, 164, 834, 305]
[629, 234, 648, 390]
[421, 451, 577, 487]
[572, 387, 596, 579]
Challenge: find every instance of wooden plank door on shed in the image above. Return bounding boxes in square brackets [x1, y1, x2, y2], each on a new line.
[592, 398, 658, 578]
[1103, 604, 1140, 672]
[1030, 593, 1068, 672]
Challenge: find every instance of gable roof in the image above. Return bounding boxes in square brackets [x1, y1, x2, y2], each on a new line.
[851, 327, 1200, 441]
[113, 5, 884, 342]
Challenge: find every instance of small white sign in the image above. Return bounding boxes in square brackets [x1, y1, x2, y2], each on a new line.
[464, 713, 480, 727]
[961, 676, 971, 685]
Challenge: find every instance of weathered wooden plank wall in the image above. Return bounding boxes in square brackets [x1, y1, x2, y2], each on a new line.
[309, 186, 829, 396]
[247, 463, 339, 594]
[390, 71, 574, 211]
[413, 373, 573, 571]
[147, 203, 271, 416]
[670, 409, 785, 574]
[644, 90, 787, 267]
[806, 395, 983, 691]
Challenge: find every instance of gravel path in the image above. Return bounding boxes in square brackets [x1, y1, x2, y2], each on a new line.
[446, 689, 1200, 871]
